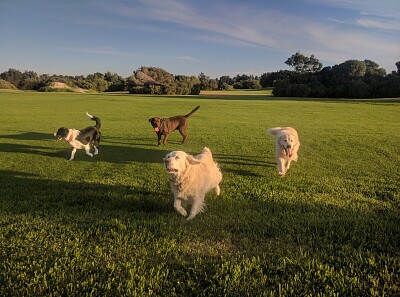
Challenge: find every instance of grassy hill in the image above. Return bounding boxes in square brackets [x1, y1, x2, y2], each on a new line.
[0, 79, 17, 90]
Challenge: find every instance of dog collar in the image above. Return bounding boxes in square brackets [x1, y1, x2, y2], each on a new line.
[67, 133, 74, 143]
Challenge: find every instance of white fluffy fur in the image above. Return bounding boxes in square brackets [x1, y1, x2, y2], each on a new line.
[163, 147, 222, 220]
[267, 127, 300, 176]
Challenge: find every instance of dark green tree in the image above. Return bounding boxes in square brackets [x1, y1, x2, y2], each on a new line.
[198, 72, 210, 90]
[285, 52, 322, 73]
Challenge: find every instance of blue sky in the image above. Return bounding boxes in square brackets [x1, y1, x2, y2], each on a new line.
[1, 0, 399, 78]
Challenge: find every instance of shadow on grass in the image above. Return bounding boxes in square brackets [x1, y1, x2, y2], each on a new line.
[0, 170, 171, 218]
[1, 169, 399, 258]
[215, 153, 275, 177]
[0, 131, 190, 163]
[0, 142, 64, 157]
[0, 131, 53, 141]
[1, 169, 399, 296]
[215, 153, 275, 167]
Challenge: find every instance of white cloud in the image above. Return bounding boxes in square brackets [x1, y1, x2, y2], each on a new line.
[356, 17, 400, 31]
[307, 0, 400, 19]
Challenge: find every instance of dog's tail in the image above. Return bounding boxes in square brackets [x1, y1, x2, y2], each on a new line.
[184, 106, 200, 118]
[201, 147, 212, 156]
[86, 112, 101, 129]
[267, 127, 282, 136]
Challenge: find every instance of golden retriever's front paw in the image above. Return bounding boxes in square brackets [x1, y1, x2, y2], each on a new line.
[279, 172, 285, 176]
[177, 209, 187, 217]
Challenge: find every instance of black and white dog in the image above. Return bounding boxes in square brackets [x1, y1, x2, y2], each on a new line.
[54, 112, 101, 161]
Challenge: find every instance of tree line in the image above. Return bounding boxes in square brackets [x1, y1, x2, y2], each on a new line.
[1, 52, 399, 98]
[0, 66, 261, 95]
[265, 52, 400, 98]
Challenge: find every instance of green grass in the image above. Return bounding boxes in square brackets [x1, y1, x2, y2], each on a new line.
[0, 90, 399, 296]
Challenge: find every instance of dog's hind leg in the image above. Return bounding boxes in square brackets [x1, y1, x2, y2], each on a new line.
[93, 132, 100, 155]
[163, 133, 170, 145]
[84, 145, 93, 157]
[179, 129, 188, 144]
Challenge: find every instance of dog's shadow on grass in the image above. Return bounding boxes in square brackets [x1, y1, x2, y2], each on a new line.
[0, 170, 172, 219]
[0, 131, 53, 141]
[98, 144, 170, 164]
[215, 153, 276, 177]
[0, 131, 172, 164]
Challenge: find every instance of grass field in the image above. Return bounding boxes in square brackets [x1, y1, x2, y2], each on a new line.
[0, 90, 399, 296]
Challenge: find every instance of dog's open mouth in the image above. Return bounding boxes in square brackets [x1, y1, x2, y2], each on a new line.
[285, 148, 293, 157]
[166, 167, 179, 173]
[154, 127, 160, 133]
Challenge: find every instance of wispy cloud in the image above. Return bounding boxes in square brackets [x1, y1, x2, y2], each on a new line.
[308, 0, 400, 32]
[64, 47, 138, 57]
[101, 0, 282, 48]
[69, 0, 400, 70]
[307, 0, 400, 18]
[173, 56, 198, 61]
[356, 17, 400, 32]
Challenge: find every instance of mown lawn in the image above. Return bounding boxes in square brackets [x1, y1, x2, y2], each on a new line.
[0, 90, 399, 296]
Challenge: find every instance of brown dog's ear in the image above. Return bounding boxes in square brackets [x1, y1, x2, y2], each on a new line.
[149, 118, 152, 122]
[186, 155, 202, 165]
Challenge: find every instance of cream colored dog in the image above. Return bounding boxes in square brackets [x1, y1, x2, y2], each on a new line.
[163, 147, 222, 220]
[267, 127, 300, 176]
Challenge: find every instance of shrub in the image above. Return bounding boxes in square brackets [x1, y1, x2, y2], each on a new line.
[38, 86, 74, 92]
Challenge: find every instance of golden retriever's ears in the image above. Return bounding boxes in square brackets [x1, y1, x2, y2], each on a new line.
[186, 155, 202, 165]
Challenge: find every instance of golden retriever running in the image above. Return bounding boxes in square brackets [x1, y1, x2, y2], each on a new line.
[163, 147, 222, 220]
[267, 127, 300, 176]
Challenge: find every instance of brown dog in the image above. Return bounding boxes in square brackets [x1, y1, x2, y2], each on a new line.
[149, 106, 200, 145]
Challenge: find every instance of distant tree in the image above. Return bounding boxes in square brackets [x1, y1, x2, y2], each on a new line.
[103, 71, 126, 91]
[218, 76, 233, 90]
[129, 66, 175, 94]
[84, 72, 110, 92]
[396, 61, 400, 75]
[104, 71, 123, 83]
[347, 80, 372, 98]
[333, 60, 366, 77]
[174, 75, 201, 95]
[260, 70, 295, 88]
[140, 67, 175, 87]
[285, 52, 322, 73]
[364, 60, 386, 76]
[198, 72, 210, 90]
[0, 68, 23, 88]
[208, 78, 218, 90]
[232, 74, 261, 89]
